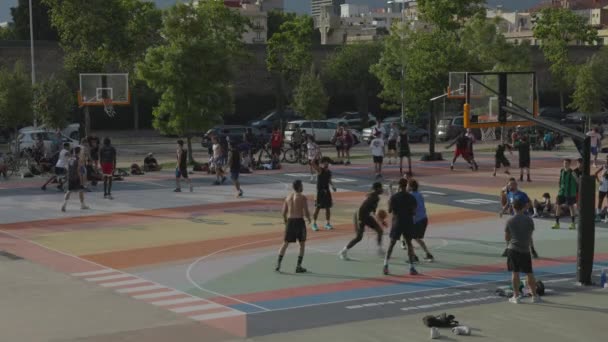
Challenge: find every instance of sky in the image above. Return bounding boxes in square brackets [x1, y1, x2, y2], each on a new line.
[0, 0, 543, 24]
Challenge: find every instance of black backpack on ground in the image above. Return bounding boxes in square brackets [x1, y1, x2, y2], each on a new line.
[422, 313, 459, 328]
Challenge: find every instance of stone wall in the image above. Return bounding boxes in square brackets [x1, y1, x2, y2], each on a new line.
[0, 41, 601, 128]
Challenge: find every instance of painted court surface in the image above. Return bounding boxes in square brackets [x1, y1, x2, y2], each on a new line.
[1, 152, 607, 341]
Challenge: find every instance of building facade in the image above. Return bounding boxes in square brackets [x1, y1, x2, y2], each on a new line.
[312, 0, 345, 27]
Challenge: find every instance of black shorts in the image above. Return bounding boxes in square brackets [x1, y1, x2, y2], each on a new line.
[389, 222, 415, 241]
[335, 144, 344, 152]
[495, 156, 510, 168]
[175, 167, 188, 179]
[388, 140, 397, 150]
[284, 218, 306, 243]
[556, 195, 576, 206]
[355, 213, 382, 233]
[519, 159, 530, 168]
[54, 166, 66, 175]
[507, 249, 533, 274]
[413, 217, 428, 239]
[373, 156, 384, 164]
[271, 147, 281, 156]
[230, 171, 239, 181]
[316, 189, 333, 209]
[399, 146, 411, 158]
[67, 179, 82, 192]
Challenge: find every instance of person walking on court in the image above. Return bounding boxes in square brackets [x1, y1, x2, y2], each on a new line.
[370, 131, 385, 179]
[175, 139, 193, 192]
[387, 122, 399, 165]
[312, 157, 337, 231]
[99, 137, 117, 199]
[500, 179, 538, 258]
[228, 142, 243, 197]
[398, 125, 412, 176]
[516, 135, 532, 182]
[505, 199, 541, 304]
[384, 178, 418, 276]
[447, 132, 474, 171]
[493, 141, 513, 177]
[276, 179, 311, 273]
[211, 136, 227, 186]
[339, 182, 386, 260]
[306, 135, 321, 183]
[41, 142, 70, 191]
[61, 147, 90, 212]
[553, 159, 577, 230]
[407, 179, 434, 262]
[594, 156, 608, 221]
[587, 127, 601, 168]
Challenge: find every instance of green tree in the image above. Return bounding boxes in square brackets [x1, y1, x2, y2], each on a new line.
[267, 10, 297, 40]
[11, 0, 59, 40]
[137, 1, 248, 163]
[293, 66, 328, 136]
[570, 57, 605, 131]
[417, 0, 486, 31]
[325, 42, 381, 126]
[533, 7, 599, 111]
[0, 24, 17, 40]
[0, 62, 33, 139]
[44, 0, 162, 132]
[33, 76, 74, 130]
[266, 15, 313, 113]
[459, 14, 531, 71]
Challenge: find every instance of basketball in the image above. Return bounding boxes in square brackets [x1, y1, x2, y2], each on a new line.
[376, 209, 388, 222]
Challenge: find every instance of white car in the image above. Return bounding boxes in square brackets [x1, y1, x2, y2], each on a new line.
[284, 120, 361, 144]
[10, 130, 78, 155]
[19, 123, 80, 140]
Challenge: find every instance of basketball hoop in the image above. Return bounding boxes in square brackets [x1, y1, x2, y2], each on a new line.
[103, 98, 116, 118]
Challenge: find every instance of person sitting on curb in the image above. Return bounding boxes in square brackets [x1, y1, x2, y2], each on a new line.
[144, 153, 161, 172]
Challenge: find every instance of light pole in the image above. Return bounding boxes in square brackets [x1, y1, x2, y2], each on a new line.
[400, 4, 405, 126]
[29, 0, 37, 127]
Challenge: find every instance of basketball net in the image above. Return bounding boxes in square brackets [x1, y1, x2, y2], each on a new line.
[480, 117, 496, 142]
[102, 98, 117, 118]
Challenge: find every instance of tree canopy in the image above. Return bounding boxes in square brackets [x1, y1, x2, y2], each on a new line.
[137, 0, 248, 160]
[11, 0, 59, 41]
[417, 0, 486, 31]
[33, 75, 74, 130]
[0, 62, 33, 132]
[533, 7, 599, 110]
[293, 66, 328, 122]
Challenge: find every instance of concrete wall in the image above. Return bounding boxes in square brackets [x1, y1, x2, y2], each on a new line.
[0, 41, 601, 128]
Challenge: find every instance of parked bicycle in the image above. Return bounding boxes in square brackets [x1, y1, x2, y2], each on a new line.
[283, 143, 309, 165]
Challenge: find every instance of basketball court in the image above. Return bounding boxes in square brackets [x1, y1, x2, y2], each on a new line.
[1, 151, 607, 341]
[1, 71, 607, 341]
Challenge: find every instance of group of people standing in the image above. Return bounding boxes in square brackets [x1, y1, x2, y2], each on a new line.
[369, 122, 414, 179]
[40, 135, 116, 211]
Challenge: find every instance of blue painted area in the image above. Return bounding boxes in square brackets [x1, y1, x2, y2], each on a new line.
[229, 261, 594, 312]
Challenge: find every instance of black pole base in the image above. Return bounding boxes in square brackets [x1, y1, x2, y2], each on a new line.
[420, 153, 443, 161]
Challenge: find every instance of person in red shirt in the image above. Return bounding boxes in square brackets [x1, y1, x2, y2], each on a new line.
[271, 127, 283, 166]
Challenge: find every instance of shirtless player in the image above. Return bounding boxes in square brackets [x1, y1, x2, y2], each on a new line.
[276, 180, 312, 273]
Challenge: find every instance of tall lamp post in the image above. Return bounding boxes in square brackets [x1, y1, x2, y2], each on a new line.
[29, 0, 37, 127]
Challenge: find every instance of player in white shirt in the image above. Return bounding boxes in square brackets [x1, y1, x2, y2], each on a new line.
[41, 142, 71, 191]
[306, 135, 321, 183]
[586, 127, 602, 167]
[370, 131, 385, 179]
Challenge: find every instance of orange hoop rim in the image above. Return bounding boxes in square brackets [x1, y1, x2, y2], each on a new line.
[77, 91, 131, 107]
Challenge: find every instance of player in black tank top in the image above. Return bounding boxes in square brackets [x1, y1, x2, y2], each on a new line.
[312, 157, 337, 231]
[339, 182, 385, 260]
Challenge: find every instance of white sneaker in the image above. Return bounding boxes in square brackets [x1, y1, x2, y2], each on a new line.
[532, 213, 539, 218]
[339, 249, 349, 260]
[509, 296, 520, 304]
[81, 205, 90, 210]
[532, 296, 542, 303]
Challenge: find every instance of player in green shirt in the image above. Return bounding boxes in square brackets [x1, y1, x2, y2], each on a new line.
[552, 159, 577, 230]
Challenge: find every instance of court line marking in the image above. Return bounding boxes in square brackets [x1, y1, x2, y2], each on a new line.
[0, 229, 243, 314]
[245, 268, 601, 315]
[171, 303, 223, 313]
[116, 284, 164, 294]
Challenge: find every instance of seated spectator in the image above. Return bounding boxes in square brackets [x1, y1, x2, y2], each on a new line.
[131, 163, 144, 175]
[532, 193, 553, 218]
[143, 153, 161, 172]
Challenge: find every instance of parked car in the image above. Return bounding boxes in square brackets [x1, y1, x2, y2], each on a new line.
[327, 112, 377, 130]
[436, 116, 488, 142]
[19, 123, 80, 140]
[538, 107, 566, 124]
[249, 109, 303, 133]
[201, 125, 268, 148]
[9, 130, 78, 154]
[362, 119, 429, 144]
[284, 120, 361, 144]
